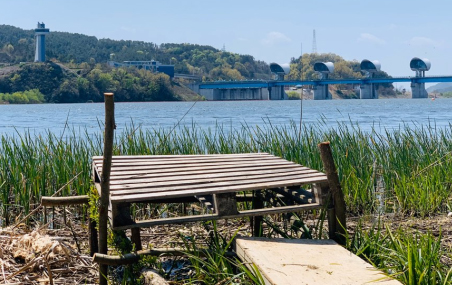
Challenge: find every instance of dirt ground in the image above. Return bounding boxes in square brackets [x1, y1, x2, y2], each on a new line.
[1, 208, 451, 284]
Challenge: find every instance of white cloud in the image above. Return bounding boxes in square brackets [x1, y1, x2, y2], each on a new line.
[261, 32, 291, 45]
[408, 36, 442, 48]
[357, 33, 386, 45]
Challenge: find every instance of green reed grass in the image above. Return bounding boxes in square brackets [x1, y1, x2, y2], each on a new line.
[1, 120, 452, 224]
[348, 222, 452, 285]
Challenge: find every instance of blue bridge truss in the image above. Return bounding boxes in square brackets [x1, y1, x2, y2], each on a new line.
[199, 76, 452, 89]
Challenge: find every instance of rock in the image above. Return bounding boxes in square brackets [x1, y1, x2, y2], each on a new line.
[141, 269, 169, 285]
[448, 212, 452, 217]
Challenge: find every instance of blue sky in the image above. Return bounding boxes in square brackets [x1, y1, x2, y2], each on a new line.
[2, 0, 451, 87]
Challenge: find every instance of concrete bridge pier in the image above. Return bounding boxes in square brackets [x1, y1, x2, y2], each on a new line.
[411, 82, 428, 98]
[313, 85, 332, 100]
[268, 86, 287, 100]
[360, 83, 378, 99]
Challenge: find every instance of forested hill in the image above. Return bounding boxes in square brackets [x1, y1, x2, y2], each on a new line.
[0, 24, 271, 81]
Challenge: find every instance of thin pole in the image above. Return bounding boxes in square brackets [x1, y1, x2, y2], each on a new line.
[298, 52, 303, 142]
[99, 93, 115, 285]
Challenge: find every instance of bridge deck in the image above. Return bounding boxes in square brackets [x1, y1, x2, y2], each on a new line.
[235, 237, 402, 285]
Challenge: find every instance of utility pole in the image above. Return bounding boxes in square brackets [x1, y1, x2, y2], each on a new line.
[312, 29, 317, 54]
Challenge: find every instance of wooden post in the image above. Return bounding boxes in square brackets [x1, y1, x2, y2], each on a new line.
[89, 218, 98, 257]
[318, 142, 347, 245]
[252, 190, 264, 237]
[131, 228, 142, 251]
[99, 93, 115, 285]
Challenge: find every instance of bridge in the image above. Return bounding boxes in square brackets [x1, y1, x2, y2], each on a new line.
[189, 58, 452, 100]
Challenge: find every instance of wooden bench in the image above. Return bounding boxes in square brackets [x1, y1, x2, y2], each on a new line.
[92, 153, 334, 246]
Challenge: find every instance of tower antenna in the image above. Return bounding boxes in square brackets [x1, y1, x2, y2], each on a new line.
[312, 29, 317, 54]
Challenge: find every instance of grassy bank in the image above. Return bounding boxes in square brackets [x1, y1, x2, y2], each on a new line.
[1, 121, 452, 283]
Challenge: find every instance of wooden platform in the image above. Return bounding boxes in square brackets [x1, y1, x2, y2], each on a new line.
[92, 153, 329, 230]
[235, 237, 402, 285]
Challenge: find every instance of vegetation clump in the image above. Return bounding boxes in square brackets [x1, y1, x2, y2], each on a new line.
[0, 89, 44, 104]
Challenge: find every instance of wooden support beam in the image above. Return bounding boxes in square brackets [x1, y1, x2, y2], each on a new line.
[89, 218, 98, 257]
[98, 93, 115, 285]
[214, 192, 238, 216]
[93, 248, 237, 266]
[318, 142, 347, 245]
[131, 228, 142, 251]
[41, 195, 89, 206]
[252, 190, 264, 237]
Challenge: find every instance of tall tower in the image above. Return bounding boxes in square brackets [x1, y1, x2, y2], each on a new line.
[34, 22, 50, 62]
[312, 29, 317, 54]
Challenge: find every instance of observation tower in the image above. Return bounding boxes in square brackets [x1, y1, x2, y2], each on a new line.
[34, 22, 50, 62]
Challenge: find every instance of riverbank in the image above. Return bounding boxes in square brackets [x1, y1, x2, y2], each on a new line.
[1, 122, 452, 283]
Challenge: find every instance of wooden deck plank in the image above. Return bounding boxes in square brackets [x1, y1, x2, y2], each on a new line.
[92, 153, 271, 161]
[235, 237, 402, 285]
[108, 170, 324, 192]
[94, 155, 282, 166]
[107, 166, 313, 183]
[110, 176, 328, 203]
[101, 162, 305, 178]
[95, 160, 297, 173]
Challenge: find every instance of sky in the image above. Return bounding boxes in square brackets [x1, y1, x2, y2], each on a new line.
[2, 0, 452, 88]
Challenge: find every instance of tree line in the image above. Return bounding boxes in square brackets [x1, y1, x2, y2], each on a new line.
[0, 62, 179, 103]
[0, 24, 271, 81]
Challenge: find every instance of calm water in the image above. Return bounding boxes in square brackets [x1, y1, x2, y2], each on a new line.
[0, 99, 450, 137]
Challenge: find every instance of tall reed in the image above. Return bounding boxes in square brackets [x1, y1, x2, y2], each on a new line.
[1, 120, 452, 224]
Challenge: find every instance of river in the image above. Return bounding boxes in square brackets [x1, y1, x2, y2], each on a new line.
[0, 99, 450, 137]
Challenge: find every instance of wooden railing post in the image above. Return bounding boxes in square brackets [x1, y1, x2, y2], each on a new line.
[99, 93, 115, 285]
[318, 142, 347, 245]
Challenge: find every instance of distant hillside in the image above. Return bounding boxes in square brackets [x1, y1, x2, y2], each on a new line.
[0, 24, 271, 81]
[0, 62, 197, 103]
[426, 82, 452, 93]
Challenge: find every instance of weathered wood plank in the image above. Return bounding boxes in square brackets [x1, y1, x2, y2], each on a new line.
[109, 172, 327, 195]
[95, 160, 297, 174]
[108, 170, 325, 192]
[107, 167, 315, 185]
[41, 195, 89, 206]
[92, 153, 271, 161]
[112, 203, 322, 230]
[102, 163, 306, 179]
[235, 237, 401, 285]
[94, 155, 282, 166]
